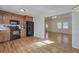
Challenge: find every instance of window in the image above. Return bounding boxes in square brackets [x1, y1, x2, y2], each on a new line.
[57, 22, 69, 29]
[57, 22, 62, 29]
[63, 22, 69, 29]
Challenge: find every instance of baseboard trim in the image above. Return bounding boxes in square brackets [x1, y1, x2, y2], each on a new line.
[47, 31, 72, 35]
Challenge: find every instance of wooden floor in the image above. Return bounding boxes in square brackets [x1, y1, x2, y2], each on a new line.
[0, 32, 79, 53]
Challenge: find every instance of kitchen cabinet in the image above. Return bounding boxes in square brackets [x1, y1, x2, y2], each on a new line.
[25, 16, 33, 21]
[0, 10, 33, 42]
[0, 13, 3, 24]
[3, 14, 11, 24]
[0, 31, 4, 42]
[0, 30, 10, 42]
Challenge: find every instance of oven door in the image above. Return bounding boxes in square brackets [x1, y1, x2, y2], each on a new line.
[13, 31, 20, 35]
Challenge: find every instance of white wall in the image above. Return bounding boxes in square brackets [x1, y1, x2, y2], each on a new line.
[33, 10, 72, 39]
[45, 10, 71, 17]
[72, 10, 79, 49]
[46, 13, 72, 34]
[33, 16, 45, 39]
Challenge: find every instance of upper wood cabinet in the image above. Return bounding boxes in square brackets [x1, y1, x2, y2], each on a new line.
[11, 15, 18, 20]
[0, 10, 33, 24]
[0, 13, 3, 24]
[3, 13, 12, 24]
[25, 16, 33, 21]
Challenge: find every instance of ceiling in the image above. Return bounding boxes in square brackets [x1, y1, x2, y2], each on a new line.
[0, 5, 74, 17]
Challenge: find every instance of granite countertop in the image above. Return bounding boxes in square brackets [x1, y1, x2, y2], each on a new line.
[0, 24, 10, 31]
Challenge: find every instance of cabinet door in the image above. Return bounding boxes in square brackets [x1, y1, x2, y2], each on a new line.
[3, 14, 11, 24]
[19, 16, 26, 38]
[0, 13, 3, 24]
[0, 31, 10, 42]
[0, 31, 5, 42]
[11, 15, 19, 21]
[28, 17, 33, 21]
[4, 31, 10, 41]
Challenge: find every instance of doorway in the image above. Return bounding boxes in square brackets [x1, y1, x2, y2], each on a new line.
[44, 13, 72, 51]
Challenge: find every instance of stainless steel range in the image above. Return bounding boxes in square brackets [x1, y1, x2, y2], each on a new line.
[10, 20, 20, 40]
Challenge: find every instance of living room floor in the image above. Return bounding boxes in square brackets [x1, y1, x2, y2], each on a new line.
[0, 32, 79, 53]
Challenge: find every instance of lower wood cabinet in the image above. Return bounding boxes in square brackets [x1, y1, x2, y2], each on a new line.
[0, 30, 10, 42]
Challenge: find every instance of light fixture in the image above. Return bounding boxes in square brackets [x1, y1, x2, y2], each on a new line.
[19, 8, 25, 12]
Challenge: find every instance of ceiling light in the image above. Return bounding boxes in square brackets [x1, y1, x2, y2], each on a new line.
[19, 8, 25, 12]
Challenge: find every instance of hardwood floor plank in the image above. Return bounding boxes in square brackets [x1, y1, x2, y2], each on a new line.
[0, 32, 78, 53]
